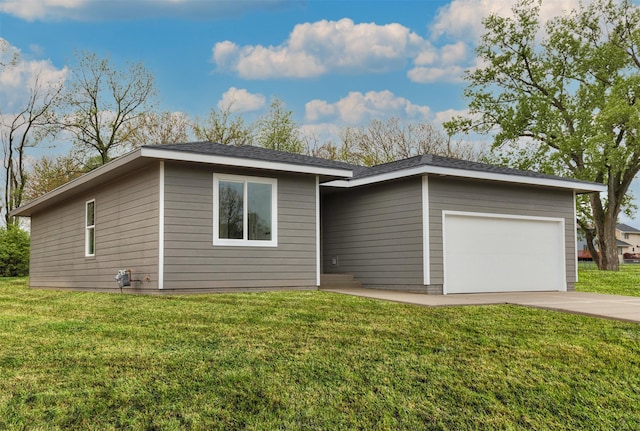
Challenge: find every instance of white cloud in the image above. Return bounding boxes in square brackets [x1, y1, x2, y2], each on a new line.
[408, 0, 587, 84]
[299, 123, 343, 145]
[218, 87, 266, 112]
[0, 38, 67, 113]
[440, 42, 468, 65]
[305, 90, 431, 124]
[407, 65, 465, 84]
[0, 0, 85, 21]
[433, 108, 470, 127]
[431, 0, 584, 42]
[0, 0, 293, 21]
[213, 18, 435, 79]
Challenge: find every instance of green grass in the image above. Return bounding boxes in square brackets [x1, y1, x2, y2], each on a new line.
[1, 277, 640, 430]
[577, 263, 640, 296]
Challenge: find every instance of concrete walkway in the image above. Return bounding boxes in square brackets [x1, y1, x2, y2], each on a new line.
[321, 288, 640, 323]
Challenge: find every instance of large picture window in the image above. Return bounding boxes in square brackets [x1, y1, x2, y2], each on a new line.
[213, 174, 277, 247]
[85, 199, 95, 256]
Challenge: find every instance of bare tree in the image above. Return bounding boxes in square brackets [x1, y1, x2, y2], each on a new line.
[1, 68, 63, 225]
[305, 132, 360, 165]
[123, 111, 191, 147]
[59, 51, 157, 165]
[340, 117, 482, 166]
[0, 38, 19, 69]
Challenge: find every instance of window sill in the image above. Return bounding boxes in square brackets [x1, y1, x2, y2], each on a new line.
[213, 239, 278, 248]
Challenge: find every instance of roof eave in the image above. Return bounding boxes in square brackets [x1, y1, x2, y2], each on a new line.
[321, 165, 606, 193]
[9, 149, 144, 217]
[140, 147, 353, 179]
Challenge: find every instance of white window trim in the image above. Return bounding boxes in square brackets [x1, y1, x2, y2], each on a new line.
[213, 173, 278, 247]
[85, 199, 95, 257]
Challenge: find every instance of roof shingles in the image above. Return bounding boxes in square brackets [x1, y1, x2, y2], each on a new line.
[152, 142, 357, 171]
[149, 141, 602, 189]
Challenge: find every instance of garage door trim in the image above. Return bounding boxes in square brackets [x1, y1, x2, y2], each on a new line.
[442, 210, 566, 295]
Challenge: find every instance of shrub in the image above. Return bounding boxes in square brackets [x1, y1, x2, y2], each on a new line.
[0, 226, 30, 276]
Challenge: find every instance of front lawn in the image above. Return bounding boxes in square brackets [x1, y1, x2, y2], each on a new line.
[1, 278, 639, 430]
[577, 263, 640, 296]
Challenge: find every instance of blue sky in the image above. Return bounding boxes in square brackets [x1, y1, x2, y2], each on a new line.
[1, 0, 589, 136]
[1, 0, 639, 223]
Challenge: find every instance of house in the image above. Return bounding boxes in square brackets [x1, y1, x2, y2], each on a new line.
[10, 142, 605, 295]
[616, 223, 640, 255]
[576, 223, 640, 262]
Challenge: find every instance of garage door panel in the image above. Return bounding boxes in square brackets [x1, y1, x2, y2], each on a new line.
[443, 213, 566, 294]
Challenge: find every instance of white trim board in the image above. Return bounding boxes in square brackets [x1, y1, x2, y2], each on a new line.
[158, 161, 165, 290]
[322, 165, 605, 193]
[316, 175, 321, 287]
[422, 176, 430, 285]
[10, 149, 143, 217]
[141, 147, 353, 179]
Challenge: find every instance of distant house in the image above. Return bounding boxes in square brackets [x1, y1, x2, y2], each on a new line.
[616, 223, 640, 255]
[10, 142, 605, 295]
[577, 223, 640, 262]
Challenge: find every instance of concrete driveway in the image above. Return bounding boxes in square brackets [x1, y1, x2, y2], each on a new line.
[322, 288, 640, 323]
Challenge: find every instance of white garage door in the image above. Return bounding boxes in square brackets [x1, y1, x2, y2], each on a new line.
[443, 212, 566, 294]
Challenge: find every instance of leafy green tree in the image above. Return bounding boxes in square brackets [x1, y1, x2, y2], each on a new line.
[0, 226, 29, 276]
[59, 51, 157, 165]
[445, 0, 640, 270]
[193, 103, 252, 146]
[255, 98, 303, 154]
[24, 154, 84, 201]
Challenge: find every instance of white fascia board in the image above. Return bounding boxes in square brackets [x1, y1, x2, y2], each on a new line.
[10, 149, 143, 217]
[140, 147, 353, 178]
[322, 164, 606, 192]
[323, 166, 427, 188]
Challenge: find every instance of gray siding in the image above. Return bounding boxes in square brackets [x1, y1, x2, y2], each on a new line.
[322, 175, 576, 294]
[162, 162, 317, 291]
[322, 177, 424, 289]
[428, 177, 576, 292]
[29, 165, 160, 291]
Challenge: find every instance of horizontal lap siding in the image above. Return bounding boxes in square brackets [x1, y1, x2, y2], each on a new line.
[29, 165, 160, 291]
[162, 163, 317, 291]
[428, 177, 576, 288]
[322, 178, 424, 288]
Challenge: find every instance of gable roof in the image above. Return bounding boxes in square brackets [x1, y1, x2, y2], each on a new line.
[616, 223, 640, 233]
[10, 141, 605, 217]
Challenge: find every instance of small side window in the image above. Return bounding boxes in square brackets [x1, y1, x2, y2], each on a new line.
[86, 199, 95, 256]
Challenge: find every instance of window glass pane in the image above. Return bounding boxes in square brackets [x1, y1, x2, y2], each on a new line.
[218, 181, 244, 239]
[86, 201, 95, 226]
[87, 227, 95, 255]
[247, 182, 272, 240]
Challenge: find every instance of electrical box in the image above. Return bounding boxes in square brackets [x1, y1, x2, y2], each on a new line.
[115, 269, 131, 289]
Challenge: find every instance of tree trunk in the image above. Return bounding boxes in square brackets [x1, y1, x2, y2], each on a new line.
[589, 192, 620, 271]
[597, 219, 619, 270]
[583, 227, 599, 264]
